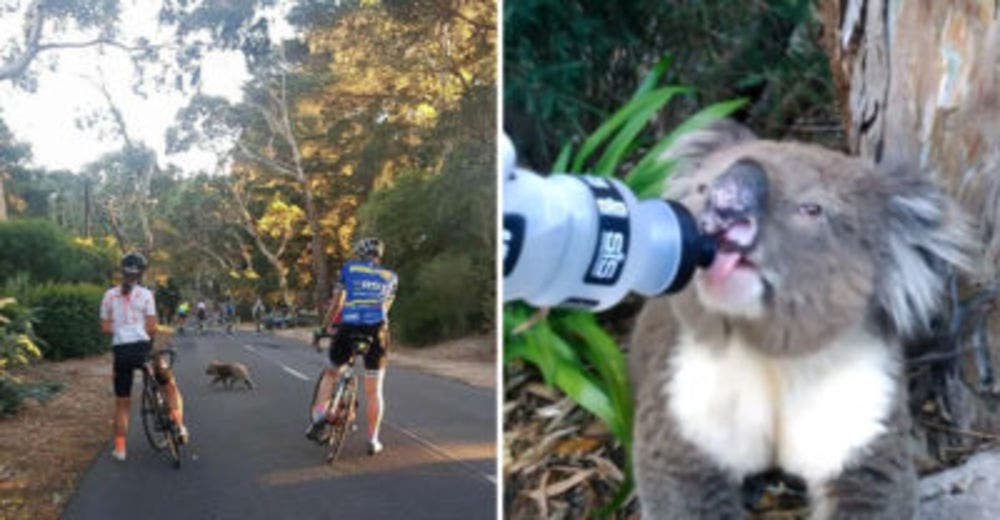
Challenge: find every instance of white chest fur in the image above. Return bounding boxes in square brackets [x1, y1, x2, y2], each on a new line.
[664, 327, 897, 485]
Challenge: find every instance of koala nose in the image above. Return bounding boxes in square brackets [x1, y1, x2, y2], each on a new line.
[700, 159, 769, 234]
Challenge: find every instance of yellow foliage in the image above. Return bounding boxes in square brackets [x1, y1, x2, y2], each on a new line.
[258, 195, 306, 239]
[16, 335, 40, 359]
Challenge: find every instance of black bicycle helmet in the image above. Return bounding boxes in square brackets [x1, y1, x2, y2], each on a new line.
[354, 237, 385, 260]
[121, 251, 148, 275]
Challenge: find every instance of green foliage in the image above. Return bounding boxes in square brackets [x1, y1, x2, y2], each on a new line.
[0, 219, 113, 286]
[504, 0, 838, 169]
[358, 124, 494, 345]
[394, 251, 483, 342]
[0, 295, 51, 417]
[28, 283, 107, 360]
[0, 297, 42, 371]
[0, 377, 63, 417]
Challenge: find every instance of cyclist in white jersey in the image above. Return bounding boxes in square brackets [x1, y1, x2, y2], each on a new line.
[100, 252, 188, 461]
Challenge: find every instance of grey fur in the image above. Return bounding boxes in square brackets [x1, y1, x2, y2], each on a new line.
[206, 360, 255, 390]
[631, 120, 971, 518]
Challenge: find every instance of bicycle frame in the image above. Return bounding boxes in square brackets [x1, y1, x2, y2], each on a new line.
[316, 333, 373, 462]
[140, 349, 182, 469]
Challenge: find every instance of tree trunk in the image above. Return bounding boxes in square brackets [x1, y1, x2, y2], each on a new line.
[0, 173, 7, 221]
[229, 179, 294, 310]
[275, 72, 329, 312]
[84, 178, 91, 237]
[819, 0, 1000, 466]
[819, 0, 1000, 282]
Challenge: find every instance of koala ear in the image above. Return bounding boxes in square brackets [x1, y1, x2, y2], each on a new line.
[874, 168, 973, 337]
[660, 118, 756, 199]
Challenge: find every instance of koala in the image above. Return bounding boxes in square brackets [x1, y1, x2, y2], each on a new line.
[629, 120, 971, 519]
[206, 360, 255, 390]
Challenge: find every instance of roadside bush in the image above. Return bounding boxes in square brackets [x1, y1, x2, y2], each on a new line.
[0, 219, 112, 285]
[28, 284, 107, 360]
[0, 377, 62, 416]
[0, 296, 42, 369]
[0, 296, 45, 415]
[359, 164, 494, 345]
[394, 252, 484, 344]
[0, 377, 22, 416]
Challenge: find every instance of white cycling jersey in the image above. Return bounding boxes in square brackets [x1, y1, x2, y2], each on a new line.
[100, 285, 156, 346]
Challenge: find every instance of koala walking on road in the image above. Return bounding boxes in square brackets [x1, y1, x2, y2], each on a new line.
[630, 120, 972, 519]
[206, 360, 255, 390]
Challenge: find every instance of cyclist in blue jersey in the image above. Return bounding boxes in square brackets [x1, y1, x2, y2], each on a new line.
[307, 237, 398, 455]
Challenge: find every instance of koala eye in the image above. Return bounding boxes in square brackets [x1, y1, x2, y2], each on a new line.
[696, 183, 708, 195]
[798, 203, 823, 217]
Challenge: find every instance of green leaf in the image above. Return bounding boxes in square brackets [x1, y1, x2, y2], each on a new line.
[593, 86, 686, 175]
[630, 54, 673, 99]
[570, 86, 690, 173]
[551, 142, 573, 173]
[553, 311, 633, 444]
[625, 98, 747, 196]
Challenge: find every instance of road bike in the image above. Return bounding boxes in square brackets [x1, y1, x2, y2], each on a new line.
[140, 349, 184, 469]
[307, 331, 372, 463]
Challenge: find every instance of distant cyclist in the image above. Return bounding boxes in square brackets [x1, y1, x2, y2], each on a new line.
[307, 237, 397, 455]
[176, 301, 190, 333]
[195, 300, 207, 332]
[100, 252, 188, 461]
[223, 296, 236, 334]
[252, 297, 266, 333]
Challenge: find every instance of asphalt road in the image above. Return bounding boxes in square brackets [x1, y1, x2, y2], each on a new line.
[62, 329, 497, 519]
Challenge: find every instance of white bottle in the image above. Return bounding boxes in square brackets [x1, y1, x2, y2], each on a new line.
[502, 133, 715, 311]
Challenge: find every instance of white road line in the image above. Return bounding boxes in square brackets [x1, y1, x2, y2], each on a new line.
[281, 365, 310, 381]
[244, 343, 309, 381]
[389, 422, 495, 486]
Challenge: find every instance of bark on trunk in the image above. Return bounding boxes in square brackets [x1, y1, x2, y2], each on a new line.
[276, 72, 329, 312]
[0, 173, 7, 221]
[820, 0, 1000, 283]
[819, 0, 1000, 467]
[84, 178, 91, 237]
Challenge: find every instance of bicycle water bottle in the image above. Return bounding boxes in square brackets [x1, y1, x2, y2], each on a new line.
[502, 133, 716, 311]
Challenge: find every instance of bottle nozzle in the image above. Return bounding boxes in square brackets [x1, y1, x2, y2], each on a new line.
[697, 234, 716, 268]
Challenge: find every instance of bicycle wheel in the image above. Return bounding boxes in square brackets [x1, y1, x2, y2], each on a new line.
[140, 382, 169, 452]
[325, 378, 356, 463]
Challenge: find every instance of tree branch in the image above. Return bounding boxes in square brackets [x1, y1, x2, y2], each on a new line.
[1, 1, 153, 83]
[233, 140, 299, 178]
[36, 38, 147, 53]
[0, 0, 44, 82]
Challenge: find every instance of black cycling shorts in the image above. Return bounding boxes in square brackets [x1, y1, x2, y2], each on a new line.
[112, 341, 152, 397]
[329, 323, 387, 371]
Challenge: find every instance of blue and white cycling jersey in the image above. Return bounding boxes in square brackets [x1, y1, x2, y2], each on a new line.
[338, 260, 398, 325]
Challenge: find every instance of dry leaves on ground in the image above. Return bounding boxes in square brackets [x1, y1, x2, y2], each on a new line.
[504, 364, 637, 519]
[0, 355, 111, 520]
